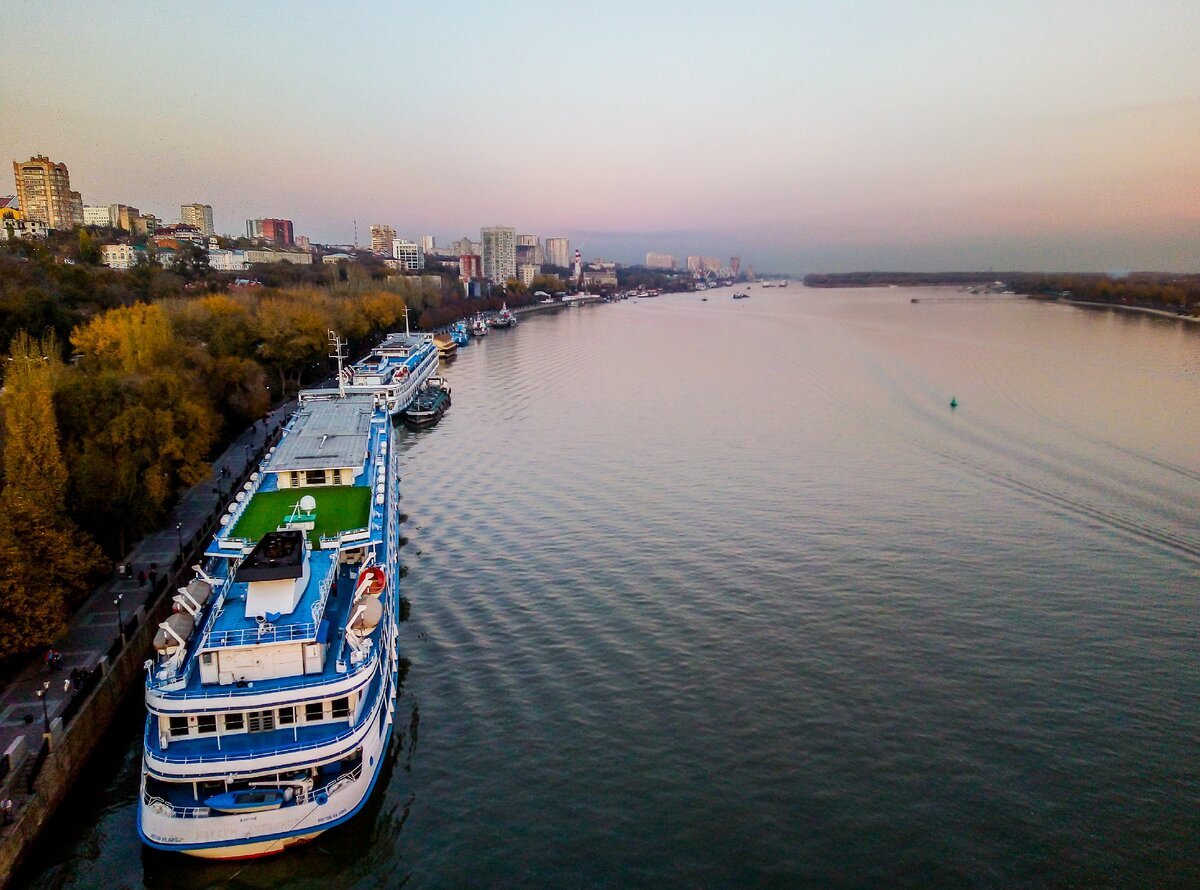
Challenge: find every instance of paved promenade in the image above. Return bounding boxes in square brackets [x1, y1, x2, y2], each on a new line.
[0, 402, 293, 802]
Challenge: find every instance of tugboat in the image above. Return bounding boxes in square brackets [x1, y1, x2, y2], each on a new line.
[402, 378, 451, 428]
[470, 315, 489, 337]
[491, 303, 517, 328]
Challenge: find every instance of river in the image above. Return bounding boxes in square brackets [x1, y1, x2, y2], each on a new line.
[17, 285, 1200, 887]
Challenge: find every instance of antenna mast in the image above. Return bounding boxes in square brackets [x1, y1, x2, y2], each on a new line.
[328, 330, 348, 397]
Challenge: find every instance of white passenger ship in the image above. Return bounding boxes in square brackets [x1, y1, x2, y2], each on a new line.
[299, 324, 439, 417]
[138, 374, 414, 858]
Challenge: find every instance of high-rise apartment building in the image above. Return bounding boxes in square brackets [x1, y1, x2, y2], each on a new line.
[646, 252, 676, 270]
[391, 238, 424, 271]
[13, 155, 82, 229]
[730, 257, 741, 278]
[459, 254, 482, 282]
[181, 203, 215, 236]
[481, 226, 516, 284]
[516, 233, 543, 264]
[451, 236, 473, 257]
[261, 218, 294, 246]
[247, 218, 294, 245]
[370, 224, 396, 255]
[545, 237, 569, 269]
[419, 235, 435, 253]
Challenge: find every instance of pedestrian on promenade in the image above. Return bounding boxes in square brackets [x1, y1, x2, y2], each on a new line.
[1, 798, 13, 825]
[138, 569, 147, 588]
[44, 649, 62, 672]
[149, 565, 158, 588]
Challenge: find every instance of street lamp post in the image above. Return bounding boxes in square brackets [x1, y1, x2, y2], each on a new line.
[37, 681, 50, 732]
[114, 592, 125, 643]
[175, 521, 184, 560]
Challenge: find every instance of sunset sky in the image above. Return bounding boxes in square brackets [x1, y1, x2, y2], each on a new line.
[4, 0, 1198, 272]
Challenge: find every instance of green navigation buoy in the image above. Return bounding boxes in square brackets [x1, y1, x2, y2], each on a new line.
[950, 397, 958, 409]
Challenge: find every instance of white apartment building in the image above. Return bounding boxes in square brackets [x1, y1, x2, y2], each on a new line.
[391, 238, 424, 271]
[481, 226, 516, 284]
[419, 235, 435, 253]
[207, 249, 248, 272]
[83, 205, 113, 227]
[101, 244, 139, 270]
[545, 237, 569, 268]
[645, 252, 676, 270]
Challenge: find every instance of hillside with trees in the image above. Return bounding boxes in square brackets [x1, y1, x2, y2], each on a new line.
[0, 239, 482, 660]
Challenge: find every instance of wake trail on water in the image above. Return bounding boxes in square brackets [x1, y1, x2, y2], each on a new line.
[861, 353, 1200, 566]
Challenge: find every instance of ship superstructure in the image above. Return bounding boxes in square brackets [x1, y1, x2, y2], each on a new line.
[299, 327, 439, 416]
[139, 391, 405, 859]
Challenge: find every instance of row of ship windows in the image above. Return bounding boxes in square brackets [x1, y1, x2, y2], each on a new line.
[166, 697, 352, 738]
[290, 469, 342, 486]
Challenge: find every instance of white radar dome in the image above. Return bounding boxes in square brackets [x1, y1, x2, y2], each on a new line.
[299, 495, 317, 512]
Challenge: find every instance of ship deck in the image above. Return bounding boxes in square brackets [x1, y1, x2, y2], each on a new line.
[231, 487, 371, 547]
[155, 559, 386, 702]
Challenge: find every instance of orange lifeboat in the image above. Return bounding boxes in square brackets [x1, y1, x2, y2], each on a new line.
[355, 565, 386, 598]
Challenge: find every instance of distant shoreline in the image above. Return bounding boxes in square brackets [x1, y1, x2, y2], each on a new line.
[801, 272, 1199, 325]
[1057, 299, 1200, 324]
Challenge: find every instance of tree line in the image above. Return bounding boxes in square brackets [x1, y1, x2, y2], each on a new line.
[802, 271, 1200, 314]
[0, 241, 453, 662]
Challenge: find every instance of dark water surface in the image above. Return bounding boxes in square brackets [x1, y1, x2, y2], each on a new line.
[19, 287, 1200, 888]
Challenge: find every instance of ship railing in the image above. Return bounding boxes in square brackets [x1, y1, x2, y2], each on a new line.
[296, 762, 365, 806]
[318, 526, 371, 549]
[217, 535, 252, 552]
[146, 654, 375, 701]
[215, 446, 277, 541]
[204, 620, 318, 649]
[143, 794, 212, 819]
[147, 678, 381, 765]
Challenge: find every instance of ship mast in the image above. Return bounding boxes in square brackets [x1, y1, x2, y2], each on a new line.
[328, 330, 348, 398]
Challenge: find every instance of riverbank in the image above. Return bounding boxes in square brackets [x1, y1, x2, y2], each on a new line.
[0, 404, 291, 889]
[1057, 298, 1200, 324]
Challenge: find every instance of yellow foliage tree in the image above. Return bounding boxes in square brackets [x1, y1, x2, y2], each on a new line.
[71, 302, 173, 374]
[0, 333, 105, 658]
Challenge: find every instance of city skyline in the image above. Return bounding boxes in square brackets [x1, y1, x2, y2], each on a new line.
[3, 1, 1197, 272]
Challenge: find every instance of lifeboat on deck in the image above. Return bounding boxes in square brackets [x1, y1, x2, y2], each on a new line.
[355, 565, 387, 598]
[348, 595, 383, 635]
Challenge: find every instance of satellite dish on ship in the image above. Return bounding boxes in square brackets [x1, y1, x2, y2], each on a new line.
[219, 515, 230, 527]
[299, 495, 317, 512]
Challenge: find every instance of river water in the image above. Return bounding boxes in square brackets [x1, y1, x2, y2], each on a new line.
[18, 286, 1200, 888]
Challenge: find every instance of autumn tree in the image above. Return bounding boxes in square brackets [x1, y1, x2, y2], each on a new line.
[61, 305, 218, 553]
[0, 332, 105, 658]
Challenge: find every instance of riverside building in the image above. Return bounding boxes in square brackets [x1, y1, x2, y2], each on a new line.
[481, 226, 516, 285]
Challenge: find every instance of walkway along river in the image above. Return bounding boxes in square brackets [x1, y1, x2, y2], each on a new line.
[0, 405, 292, 888]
